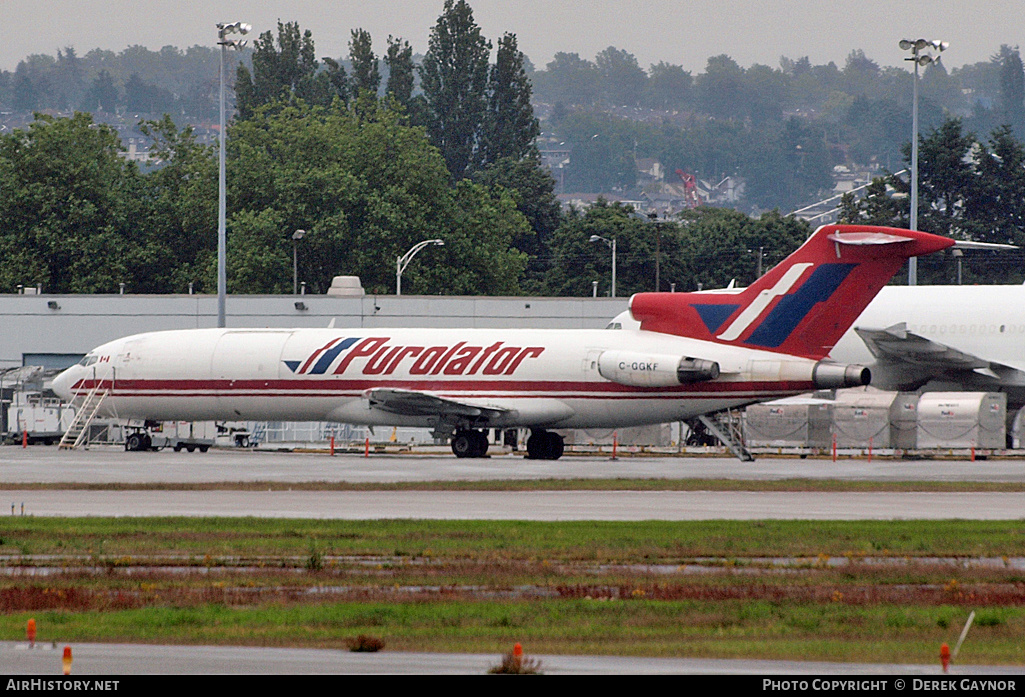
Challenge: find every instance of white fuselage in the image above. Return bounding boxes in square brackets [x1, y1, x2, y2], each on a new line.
[52, 326, 830, 431]
[832, 285, 1025, 373]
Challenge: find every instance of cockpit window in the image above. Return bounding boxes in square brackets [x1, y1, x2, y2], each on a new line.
[605, 322, 622, 330]
[78, 355, 99, 367]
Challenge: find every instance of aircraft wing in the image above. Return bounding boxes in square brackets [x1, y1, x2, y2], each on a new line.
[364, 387, 511, 419]
[854, 323, 1025, 388]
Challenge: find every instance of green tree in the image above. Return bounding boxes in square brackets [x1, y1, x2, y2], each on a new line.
[595, 46, 647, 107]
[124, 73, 177, 114]
[543, 200, 670, 297]
[839, 118, 1025, 283]
[137, 115, 218, 292]
[482, 33, 539, 166]
[80, 70, 118, 112]
[674, 208, 810, 291]
[838, 177, 905, 227]
[913, 118, 977, 237]
[349, 28, 381, 98]
[0, 113, 146, 293]
[225, 101, 528, 295]
[696, 54, 746, 120]
[11, 71, 39, 112]
[542, 204, 809, 297]
[472, 154, 562, 290]
[743, 117, 832, 212]
[419, 0, 491, 178]
[532, 52, 599, 107]
[557, 113, 640, 192]
[996, 45, 1025, 137]
[964, 125, 1025, 245]
[647, 62, 692, 110]
[384, 36, 415, 107]
[235, 21, 340, 119]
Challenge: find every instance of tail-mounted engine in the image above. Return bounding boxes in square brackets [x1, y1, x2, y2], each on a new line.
[598, 351, 720, 387]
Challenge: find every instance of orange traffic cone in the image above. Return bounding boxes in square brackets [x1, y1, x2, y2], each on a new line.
[940, 642, 951, 673]
[62, 646, 72, 675]
[513, 642, 523, 671]
[26, 618, 35, 648]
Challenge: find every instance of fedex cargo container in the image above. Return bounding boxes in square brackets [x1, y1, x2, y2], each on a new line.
[832, 389, 918, 449]
[916, 392, 1006, 449]
[744, 400, 832, 448]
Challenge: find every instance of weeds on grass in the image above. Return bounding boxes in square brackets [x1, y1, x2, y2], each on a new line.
[346, 634, 385, 652]
[488, 646, 542, 674]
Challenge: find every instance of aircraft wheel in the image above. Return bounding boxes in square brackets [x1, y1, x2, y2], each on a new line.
[545, 433, 564, 460]
[526, 431, 548, 459]
[174, 444, 183, 452]
[186, 445, 196, 453]
[473, 430, 489, 457]
[198, 445, 209, 453]
[451, 431, 477, 458]
[526, 431, 564, 460]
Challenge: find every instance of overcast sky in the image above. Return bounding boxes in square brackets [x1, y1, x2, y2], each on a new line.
[2, 1, 1023, 74]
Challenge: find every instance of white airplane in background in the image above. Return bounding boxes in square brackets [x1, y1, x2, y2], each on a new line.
[52, 224, 953, 460]
[830, 284, 1025, 412]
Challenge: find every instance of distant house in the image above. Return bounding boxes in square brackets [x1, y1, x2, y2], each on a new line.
[635, 157, 663, 184]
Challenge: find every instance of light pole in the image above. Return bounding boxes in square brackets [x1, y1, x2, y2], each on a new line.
[396, 239, 444, 295]
[292, 229, 306, 295]
[589, 235, 617, 297]
[900, 38, 948, 286]
[216, 20, 251, 328]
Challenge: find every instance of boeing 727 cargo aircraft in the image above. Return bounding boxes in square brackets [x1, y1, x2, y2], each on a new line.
[52, 225, 953, 459]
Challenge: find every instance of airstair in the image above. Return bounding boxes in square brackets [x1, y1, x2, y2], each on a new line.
[698, 409, 754, 462]
[58, 380, 110, 450]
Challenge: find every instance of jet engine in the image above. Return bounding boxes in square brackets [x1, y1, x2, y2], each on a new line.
[811, 361, 871, 389]
[597, 351, 720, 387]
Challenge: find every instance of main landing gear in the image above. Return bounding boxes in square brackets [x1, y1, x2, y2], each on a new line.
[451, 429, 489, 458]
[526, 429, 564, 460]
[449, 428, 566, 460]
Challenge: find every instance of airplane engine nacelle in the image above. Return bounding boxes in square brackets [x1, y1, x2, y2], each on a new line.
[747, 359, 871, 389]
[598, 351, 720, 387]
[812, 361, 871, 389]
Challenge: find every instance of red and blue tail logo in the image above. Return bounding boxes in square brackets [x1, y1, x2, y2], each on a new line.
[630, 225, 953, 359]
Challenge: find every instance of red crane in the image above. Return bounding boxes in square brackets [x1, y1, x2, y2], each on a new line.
[675, 169, 700, 208]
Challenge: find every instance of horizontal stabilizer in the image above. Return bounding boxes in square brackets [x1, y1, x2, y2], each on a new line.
[826, 231, 914, 246]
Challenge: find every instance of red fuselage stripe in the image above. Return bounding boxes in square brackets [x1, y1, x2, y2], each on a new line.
[73, 377, 813, 397]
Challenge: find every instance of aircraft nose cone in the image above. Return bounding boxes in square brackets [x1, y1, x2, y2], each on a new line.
[51, 367, 77, 401]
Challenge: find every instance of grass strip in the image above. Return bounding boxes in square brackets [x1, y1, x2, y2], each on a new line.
[2, 601, 1022, 665]
[1, 518, 1023, 559]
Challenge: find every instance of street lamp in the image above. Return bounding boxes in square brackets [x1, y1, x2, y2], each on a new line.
[900, 37, 948, 286]
[646, 209, 674, 291]
[396, 239, 444, 295]
[589, 235, 617, 297]
[216, 20, 251, 328]
[292, 229, 306, 295]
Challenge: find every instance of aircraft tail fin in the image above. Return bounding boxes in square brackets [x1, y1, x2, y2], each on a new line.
[629, 224, 954, 359]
